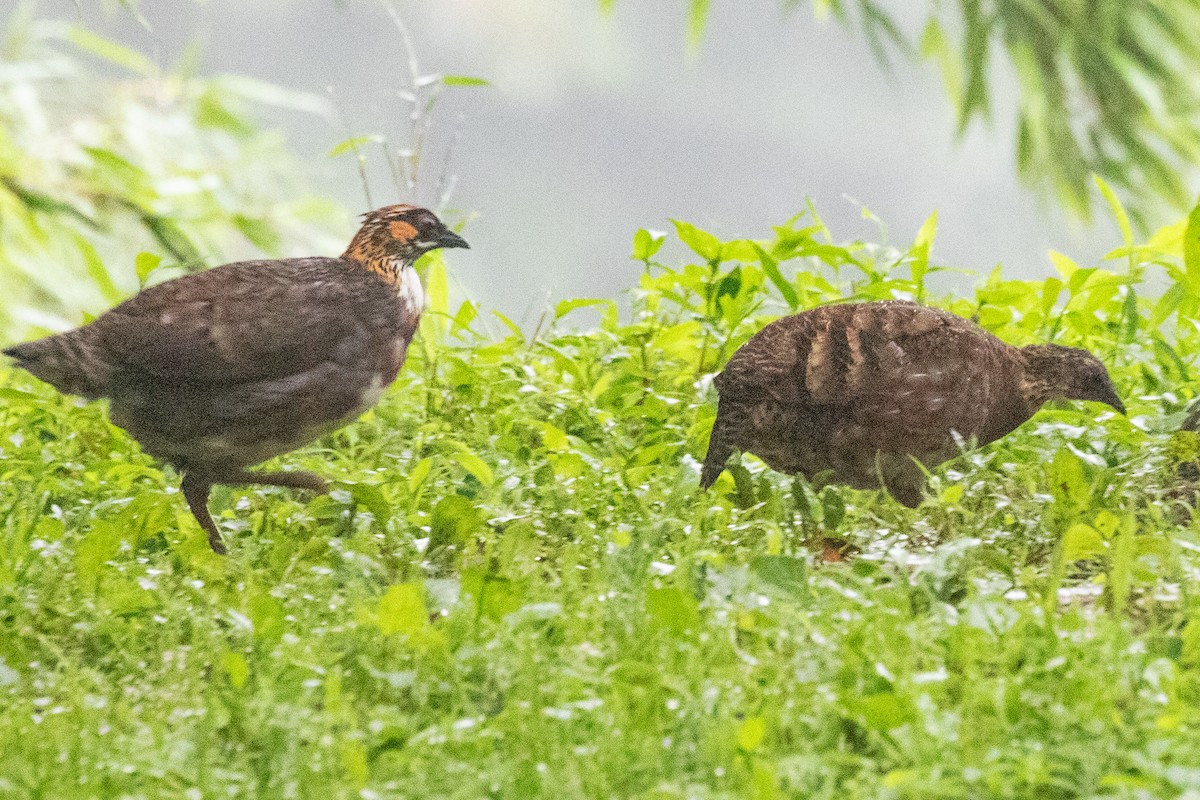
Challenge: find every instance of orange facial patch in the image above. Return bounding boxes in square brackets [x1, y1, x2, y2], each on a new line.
[389, 220, 419, 241]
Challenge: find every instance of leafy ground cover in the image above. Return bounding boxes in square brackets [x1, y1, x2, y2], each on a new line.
[4, 193, 1200, 799]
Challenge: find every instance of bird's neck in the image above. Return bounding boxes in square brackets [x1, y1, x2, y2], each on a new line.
[342, 232, 408, 281]
[340, 244, 425, 319]
[1017, 355, 1059, 415]
[1018, 378, 1054, 414]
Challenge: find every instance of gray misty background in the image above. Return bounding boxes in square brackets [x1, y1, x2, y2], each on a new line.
[29, 0, 1120, 323]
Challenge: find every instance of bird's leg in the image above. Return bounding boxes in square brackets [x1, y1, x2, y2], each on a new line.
[216, 469, 329, 494]
[876, 453, 925, 509]
[181, 473, 227, 555]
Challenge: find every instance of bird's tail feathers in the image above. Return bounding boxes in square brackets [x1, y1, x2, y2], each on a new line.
[700, 402, 736, 489]
[700, 443, 732, 489]
[3, 332, 108, 399]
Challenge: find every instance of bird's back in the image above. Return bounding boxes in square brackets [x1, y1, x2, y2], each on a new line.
[704, 301, 1027, 502]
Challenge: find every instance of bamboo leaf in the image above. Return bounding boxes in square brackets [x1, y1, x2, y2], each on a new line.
[1094, 175, 1133, 250]
[442, 75, 491, 87]
[1185, 198, 1200, 291]
[327, 135, 383, 158]
[687, 0, 710, 52]
[66, 26, 156, 76]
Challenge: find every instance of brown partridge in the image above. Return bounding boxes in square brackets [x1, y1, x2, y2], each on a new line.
[4, 205, 467, 553]
[701, 300, 1124, 506]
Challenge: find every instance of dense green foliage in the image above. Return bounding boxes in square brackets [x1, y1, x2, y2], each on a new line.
[9, 7, 1200, 800]
[0, 10, 342, 339]
[5, 187, 1200, 796]
[629, 0, 1200, 225]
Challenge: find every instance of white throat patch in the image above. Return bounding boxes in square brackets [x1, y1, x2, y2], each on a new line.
[396, 264, 425, 316]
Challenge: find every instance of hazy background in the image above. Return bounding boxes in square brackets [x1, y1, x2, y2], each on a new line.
[27, 0, 1119, 322]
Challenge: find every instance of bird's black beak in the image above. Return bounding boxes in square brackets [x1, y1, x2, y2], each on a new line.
[437, 229, 469, 250]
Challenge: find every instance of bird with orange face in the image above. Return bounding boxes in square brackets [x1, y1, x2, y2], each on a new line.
[4, 205, 467, 553]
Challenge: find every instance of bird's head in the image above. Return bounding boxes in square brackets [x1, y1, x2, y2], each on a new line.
[1019, 343, 1125, 415]
[342, 204, 468, 280]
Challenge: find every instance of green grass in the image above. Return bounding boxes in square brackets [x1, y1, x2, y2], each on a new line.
[3, 206, 1200, 799]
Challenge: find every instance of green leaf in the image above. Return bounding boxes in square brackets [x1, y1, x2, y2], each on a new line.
[453, 450, 495, 487]
[451, 300, 479, 334]
[1120, 285, 1139, 343]
[247, 592, 285, 644]
[714, 266, 743, 312]
[687, 0, 710, 51]
[537, 422, 570, 452]
[1049, 447, 1088, 513]
[671, 219, 721, 262]
[910, 210, 938, 294]
[822, 490, 845, 529]
[750, 555, 808, 600]
[1093, 510, 1120, 538]
[632, 228, 666, 261]
[327, 135, 383, 158]
[73, 233, 122, 304]
[462, 570, 524, 621]
[491, 310, 526, 341]
[1049, 250, 1081, 281]
[1108, 516, 1135, 614]
[646, 586, 700, 634]
[430, 495, 481, 549]
[737, 716, 767, 751]
[1094, 175, 1133, 250]
[141, 214, 203, 266]
[854, 692, 916, 731]
[1184, 199, 1200, 292]
[920, 19, 962, 107]
[67, 26, 156, 75]
[555, 298, 612, 319]
[378, 583, 429, 637]
[135, 251, 163, 285]
[423, 253, 450, 336]
[940, 484, 964, 505]
[0, 177, 97, 226]
[1062, 523, 1106, 562]
[233, 214, 281, 254]
[1040, 277, 1064, 319]
[728, 464, 756, 509]
[347, 482, 391, 522]
[753, 243, 799, 310]
[195, 89, 255, 137]
[407, 458, 433, 493]
[442, 75, 491, 87]
[222, 652, 249, 689]
[73, 521, 123, 594]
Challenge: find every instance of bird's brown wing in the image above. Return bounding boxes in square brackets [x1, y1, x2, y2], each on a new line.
[835, 303, 1000, 449]
[89, 258, 402, 385]
[716, 301, 1004, 446]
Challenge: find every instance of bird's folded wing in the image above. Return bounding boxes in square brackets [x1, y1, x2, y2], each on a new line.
[716, 302, 990, 411]
[92, 258, 390, 384]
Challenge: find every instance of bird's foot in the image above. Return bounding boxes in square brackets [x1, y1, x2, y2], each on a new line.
[180, 469, 329, 555]
[224, 469, 329, 494]
[181, 473, 227, 555]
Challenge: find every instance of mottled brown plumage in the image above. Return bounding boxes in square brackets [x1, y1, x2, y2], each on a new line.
[4, 205, 467, 553]
[701, 300, 1124, 506]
